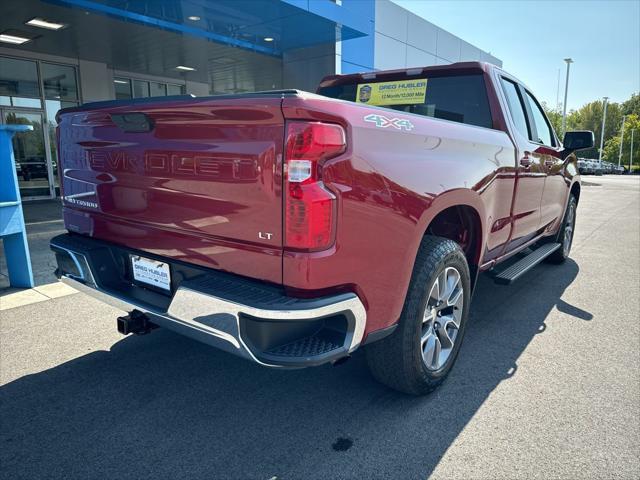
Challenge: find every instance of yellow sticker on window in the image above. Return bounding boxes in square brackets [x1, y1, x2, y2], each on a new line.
[356, 79, 427, 106]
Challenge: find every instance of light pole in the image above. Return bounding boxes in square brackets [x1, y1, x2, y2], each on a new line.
[618, 115, 626, 168]
[561, 58, 573, 136]
[598, 96, 609, 166]
[630, 129, 635, 173]
[556, 68, 561, 111]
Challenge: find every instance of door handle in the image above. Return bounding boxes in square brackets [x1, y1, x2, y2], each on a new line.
[520, 153, 532, 168]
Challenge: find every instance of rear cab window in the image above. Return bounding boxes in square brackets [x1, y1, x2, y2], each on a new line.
[318, 74, 493, 129]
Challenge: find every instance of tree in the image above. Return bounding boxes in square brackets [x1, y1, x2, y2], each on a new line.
[622, 93, 640, 116]
[565, 100, 623, 158]
[534, 93, 637, 164]
[602, 113, 640, 169]
[542, 101, 563, 136]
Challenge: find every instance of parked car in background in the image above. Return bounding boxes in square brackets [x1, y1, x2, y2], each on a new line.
[593, 161, 604, 175]
[583, 159, 598, 174]
[51, 61, 594, 395]
[577, 158, 590, 174]
[19, 157, 50, 181]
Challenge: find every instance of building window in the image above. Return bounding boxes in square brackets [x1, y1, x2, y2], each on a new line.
[114, 76, 185, 99]
[0, 56, 41, 107]
[0, 55, 79, 199]
[150, 81, 167, 97]
[114, 77, 132, 99]
[41, 63, 78, 102]
[167, 84, 185, 96]
[133, 79, 150, 98]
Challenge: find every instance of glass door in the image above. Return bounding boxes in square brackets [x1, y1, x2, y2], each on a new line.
[1, 109, 54, 199]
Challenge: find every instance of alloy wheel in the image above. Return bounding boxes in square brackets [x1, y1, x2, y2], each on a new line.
[421, 267, 464, 371]
[563, 201, 576, 256]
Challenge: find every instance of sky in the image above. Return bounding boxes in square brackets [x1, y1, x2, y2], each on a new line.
[393, 0, 640, 111]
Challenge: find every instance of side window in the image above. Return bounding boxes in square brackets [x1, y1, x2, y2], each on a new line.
[524, 91, 555, 146]
[500, 78, 529, 139]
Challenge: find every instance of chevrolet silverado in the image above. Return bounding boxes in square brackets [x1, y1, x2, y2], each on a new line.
[51, 62, 594, 394]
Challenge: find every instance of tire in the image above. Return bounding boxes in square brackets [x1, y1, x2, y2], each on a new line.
[547, 194, 577, 264]
[365, 236, 471, 395]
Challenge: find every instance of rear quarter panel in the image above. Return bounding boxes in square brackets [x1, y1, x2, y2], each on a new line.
[282, 94, 516, 335]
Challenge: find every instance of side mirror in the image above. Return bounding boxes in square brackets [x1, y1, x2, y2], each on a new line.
[563, 130, 594, 151]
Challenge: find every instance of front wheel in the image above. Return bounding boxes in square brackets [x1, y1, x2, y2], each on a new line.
[365, 236, 471, 395]
[547, 194, 577, 264]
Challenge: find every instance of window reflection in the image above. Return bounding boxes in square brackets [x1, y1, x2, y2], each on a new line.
[167, 84, 185, 96]
[133, 80, 150, 98]
[41, 63, 78, 101]
[1, 55, 79, 198]
[116, 76, 184, 98]
[45, 99, 77, 189]
[4, 111, 50, 198]
[150, 81, 167, 97]
[114, 77, 132, 99]
[0, 57, 40, 98]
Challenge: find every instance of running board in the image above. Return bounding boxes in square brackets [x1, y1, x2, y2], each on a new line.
[493, 243, 561, 285]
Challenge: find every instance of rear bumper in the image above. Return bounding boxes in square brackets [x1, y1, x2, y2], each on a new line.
[51, 233, 366, 367]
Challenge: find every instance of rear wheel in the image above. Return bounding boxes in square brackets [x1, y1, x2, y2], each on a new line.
[547, 194, 577, 264]
[366, 236, 471, 395]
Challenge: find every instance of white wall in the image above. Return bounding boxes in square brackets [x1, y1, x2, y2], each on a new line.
[373, 0, 502, 71]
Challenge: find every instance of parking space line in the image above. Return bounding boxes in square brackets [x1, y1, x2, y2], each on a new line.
[0, 281, 78, 311]
[25, 219, 64, 226]
[34, 282, 78, 299]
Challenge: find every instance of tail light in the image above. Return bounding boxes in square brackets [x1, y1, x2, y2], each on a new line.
[284, 121, 346, 250]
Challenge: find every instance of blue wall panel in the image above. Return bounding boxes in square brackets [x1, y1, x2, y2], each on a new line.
[340, 0, 375, 72]
[0, 125, 34, 288]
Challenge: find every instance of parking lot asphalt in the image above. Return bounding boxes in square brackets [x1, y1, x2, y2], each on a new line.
[1, 176, 639, 480]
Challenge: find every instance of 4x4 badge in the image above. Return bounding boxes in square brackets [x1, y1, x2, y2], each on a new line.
[364, 113, 414, 131]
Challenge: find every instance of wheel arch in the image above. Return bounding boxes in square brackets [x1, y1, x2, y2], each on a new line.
[416, 190, 487, 286]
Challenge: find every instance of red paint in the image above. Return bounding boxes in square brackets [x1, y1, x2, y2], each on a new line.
[56, 62, 580, 340]
[58, 97, 285, 284]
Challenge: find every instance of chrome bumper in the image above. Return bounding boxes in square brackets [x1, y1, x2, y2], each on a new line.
[52, 235, 366, 368]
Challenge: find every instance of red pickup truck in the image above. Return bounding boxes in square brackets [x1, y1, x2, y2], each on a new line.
[51, 62, 593, 394]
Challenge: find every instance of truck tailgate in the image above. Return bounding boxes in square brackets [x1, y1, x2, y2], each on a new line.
[57, 95, 286, 284]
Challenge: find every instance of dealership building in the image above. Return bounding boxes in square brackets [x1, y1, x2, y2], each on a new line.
[1, 0, 501, 200]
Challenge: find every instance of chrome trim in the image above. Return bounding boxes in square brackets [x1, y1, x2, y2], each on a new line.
[67, 249, 95, 285]
[169, 286, 366, 354]
[55, 245, 366, 367]
[60, 276, 249, 356]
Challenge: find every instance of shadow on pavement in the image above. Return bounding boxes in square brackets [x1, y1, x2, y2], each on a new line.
[0, 260, 588, 479]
